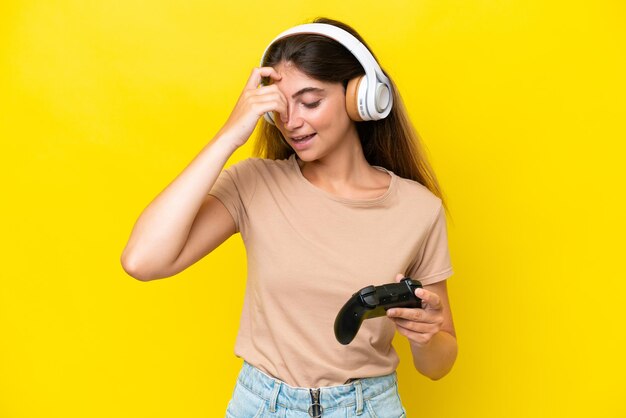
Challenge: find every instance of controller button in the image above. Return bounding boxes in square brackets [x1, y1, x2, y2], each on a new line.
[362, 293, 379, 307]
[361, 285, 376, 295]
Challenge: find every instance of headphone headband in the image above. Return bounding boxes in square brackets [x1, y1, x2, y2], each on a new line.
[260, 23, 393, 122]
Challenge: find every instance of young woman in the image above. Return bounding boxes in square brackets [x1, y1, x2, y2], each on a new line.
[122, 17, 457, 418]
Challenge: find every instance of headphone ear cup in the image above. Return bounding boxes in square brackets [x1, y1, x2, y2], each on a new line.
[346, 75, 365, 122]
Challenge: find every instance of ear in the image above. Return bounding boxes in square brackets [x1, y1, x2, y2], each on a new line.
[346, 75, 365, 122]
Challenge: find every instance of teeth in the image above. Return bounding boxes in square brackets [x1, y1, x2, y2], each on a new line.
[293, 133, 314, 141]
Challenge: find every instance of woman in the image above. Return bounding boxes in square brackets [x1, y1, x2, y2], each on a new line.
[121, 17, 457, 418]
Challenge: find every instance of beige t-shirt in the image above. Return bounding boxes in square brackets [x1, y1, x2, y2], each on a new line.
[209, 153, 454, 387]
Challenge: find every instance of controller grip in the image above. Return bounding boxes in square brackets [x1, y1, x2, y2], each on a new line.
[334, 298, 368, 345]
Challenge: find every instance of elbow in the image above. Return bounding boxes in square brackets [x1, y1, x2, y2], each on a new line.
[418, 362, 456, 381]
[120, 252, 154, 281]
[425, 369, 452, 381]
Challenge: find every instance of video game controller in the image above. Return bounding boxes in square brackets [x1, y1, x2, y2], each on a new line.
[334, 277, 423, 345]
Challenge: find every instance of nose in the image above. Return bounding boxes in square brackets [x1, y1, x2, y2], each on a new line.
[284, 104, 304, 131]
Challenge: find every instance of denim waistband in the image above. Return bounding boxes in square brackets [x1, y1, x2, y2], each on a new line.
[237, 361, 398, 413]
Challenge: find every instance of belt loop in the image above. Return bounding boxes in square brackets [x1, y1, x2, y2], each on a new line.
[269, 379, 281, 413]
[355, 380, 364, 415]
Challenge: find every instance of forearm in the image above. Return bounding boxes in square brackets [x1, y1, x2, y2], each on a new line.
[409, 331, 458, 380]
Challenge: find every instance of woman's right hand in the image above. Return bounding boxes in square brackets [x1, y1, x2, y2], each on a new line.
[217, 66, 288, 149]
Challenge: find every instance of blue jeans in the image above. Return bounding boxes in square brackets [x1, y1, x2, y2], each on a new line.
[225, 361, 407, 418]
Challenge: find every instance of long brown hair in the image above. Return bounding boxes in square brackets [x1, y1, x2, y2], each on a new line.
[252, 17, 451, 217]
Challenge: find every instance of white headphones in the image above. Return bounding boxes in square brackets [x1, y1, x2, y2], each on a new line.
[260, 23, 393, 125]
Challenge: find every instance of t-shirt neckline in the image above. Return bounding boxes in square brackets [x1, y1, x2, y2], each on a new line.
[289, 154, 396, 206]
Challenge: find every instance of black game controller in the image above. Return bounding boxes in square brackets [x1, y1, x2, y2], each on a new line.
[334, 277, 423, 345]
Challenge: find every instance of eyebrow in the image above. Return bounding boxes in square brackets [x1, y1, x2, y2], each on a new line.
[292, 87, 325, 99]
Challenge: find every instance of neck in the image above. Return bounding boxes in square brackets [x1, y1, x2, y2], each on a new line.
[297, 131, 372, 189]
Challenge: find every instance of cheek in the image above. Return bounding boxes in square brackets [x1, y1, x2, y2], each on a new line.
[315, 99, 349, 131]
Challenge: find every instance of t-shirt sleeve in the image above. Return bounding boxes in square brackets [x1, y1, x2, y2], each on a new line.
[407, 203, 454, 285]
[207, 158, 257, 236]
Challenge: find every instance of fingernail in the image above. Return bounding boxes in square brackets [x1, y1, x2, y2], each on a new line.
[416, 289, 424, 296]
[387, 309, 395, 316]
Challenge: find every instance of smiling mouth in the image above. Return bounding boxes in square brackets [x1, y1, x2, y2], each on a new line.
[292, 133, 316, 142]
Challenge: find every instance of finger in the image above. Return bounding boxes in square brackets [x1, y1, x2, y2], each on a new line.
[251, 100, 287, 121]
[386, 307, 436, 323]
[253, 85, 287, 102]
[259, 69, 283, 88]
[394, 273, 404, 283]
[390, 317, 438, 334]
[393, 322, 433, 346]
[417, 288, 442, 310]
[252, 88, 288, 121]
[250, 88, 286, 104]
[245, 66, 282, 90]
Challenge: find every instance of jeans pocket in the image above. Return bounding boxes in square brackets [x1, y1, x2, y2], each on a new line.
[364, 382, 407, 418]
[225, 381, 267, 418]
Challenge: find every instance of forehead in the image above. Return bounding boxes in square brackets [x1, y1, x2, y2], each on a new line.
[274, 62, 315, 80]
[271, 62, 339, 93]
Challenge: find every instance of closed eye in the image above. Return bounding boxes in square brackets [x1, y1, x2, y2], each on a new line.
[303, 101, 321, 109]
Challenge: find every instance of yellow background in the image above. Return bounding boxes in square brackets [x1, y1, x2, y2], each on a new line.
[1, 1, 624, 417]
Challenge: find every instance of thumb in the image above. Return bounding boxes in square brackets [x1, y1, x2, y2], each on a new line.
[394, 273, 405, 283]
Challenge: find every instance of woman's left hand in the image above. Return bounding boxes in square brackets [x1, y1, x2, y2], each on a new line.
[386, 273, 444, 348]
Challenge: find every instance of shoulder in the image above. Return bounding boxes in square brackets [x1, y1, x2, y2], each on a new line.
[393, 174, 442, 212]
[226, 155, 294, 178]
[232, 155, 292, 170]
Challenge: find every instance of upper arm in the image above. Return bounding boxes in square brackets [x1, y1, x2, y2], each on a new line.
[159, 194, 237, 278]
[424, 280, 456, 338]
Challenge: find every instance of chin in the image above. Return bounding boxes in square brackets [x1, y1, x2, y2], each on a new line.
[294, 148, 323, 161]
[293, 151, 312, 162]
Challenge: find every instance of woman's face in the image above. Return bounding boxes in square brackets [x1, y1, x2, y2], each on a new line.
[270, 61, 356, 160]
